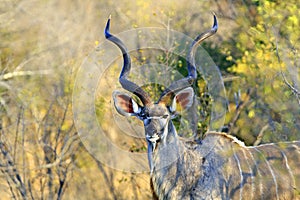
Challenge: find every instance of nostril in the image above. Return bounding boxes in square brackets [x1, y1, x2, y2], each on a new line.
[146, 130, 157, 137]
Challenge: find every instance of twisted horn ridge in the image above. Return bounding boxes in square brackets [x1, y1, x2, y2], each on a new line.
[187, 14, 218, 79]
[158, 14, 218, 102]
[105, 16, 152, 106]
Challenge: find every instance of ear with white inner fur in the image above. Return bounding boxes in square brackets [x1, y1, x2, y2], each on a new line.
[112, 91, 141, 116]
[170, 87, 194, 113]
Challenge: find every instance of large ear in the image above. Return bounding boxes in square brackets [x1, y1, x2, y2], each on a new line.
[170, 87, 194, 113]
[112, 91, 141, 116]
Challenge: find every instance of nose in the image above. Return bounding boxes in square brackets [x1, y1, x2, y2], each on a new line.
[145, 125, 158, 136]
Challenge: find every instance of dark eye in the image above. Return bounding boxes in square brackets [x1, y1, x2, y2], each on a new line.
[162, 114, 168, 119]
[140, 112, 149, 120]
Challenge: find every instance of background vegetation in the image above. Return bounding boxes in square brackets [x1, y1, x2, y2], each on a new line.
[0, 0, 299, 199]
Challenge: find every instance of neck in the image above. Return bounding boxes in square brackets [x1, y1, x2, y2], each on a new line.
[150, 122, 203, 199]
[148, 121, 179, 174]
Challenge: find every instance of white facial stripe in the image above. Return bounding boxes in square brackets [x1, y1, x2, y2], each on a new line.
[146, 115, 169, 120]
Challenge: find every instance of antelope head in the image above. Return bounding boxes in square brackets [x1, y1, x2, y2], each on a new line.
[105, 15, 218, 171]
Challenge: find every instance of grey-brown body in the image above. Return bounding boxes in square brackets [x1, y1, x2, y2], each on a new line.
[104, 15, 300, 200]
[151, 130, 300, 200]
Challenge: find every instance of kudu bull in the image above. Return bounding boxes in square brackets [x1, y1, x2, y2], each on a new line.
[105, 15, 300, 199]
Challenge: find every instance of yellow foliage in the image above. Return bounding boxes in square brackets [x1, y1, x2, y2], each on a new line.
[248, 110, 255, 118]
